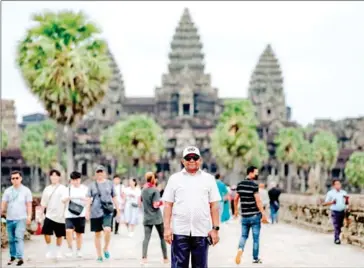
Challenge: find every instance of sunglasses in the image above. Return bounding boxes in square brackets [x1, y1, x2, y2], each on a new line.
[96, 170, 104, 174]
[11, 177, 20, 180]
[184, 155, 200, 161]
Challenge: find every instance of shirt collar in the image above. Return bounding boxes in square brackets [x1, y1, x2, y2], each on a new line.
[181, 168, 202, 175]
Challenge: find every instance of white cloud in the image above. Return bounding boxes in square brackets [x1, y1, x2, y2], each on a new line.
[2, 1, 364, 125]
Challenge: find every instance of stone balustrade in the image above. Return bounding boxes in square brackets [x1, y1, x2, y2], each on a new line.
[279, 193, 364, 249]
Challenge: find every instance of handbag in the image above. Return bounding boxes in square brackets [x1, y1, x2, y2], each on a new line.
[68, 187, 84, 216]
[95, 182, 114, 214]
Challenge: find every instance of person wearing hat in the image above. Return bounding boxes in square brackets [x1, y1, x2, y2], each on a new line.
[86, 165, 120, 263]
[162, 146, 221, 268]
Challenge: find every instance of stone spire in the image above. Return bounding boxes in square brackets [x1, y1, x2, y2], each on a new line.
[248, 44, 287, 124]
[89, 49, 125, 123]
[168, 8, 205, 74]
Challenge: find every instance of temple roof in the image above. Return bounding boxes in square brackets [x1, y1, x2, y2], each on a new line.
[168, 8, 205, 74]
[249, 44, 283, 88]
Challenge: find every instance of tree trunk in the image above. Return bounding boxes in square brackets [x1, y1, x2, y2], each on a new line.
[287, 163, 293, 193]
[300, 168, 306, 193]
[321, 169, 329, 194]
[314, 163, 321, 194]
[32, 167, 41, 193]
[66, 127, 74, 178]
[56, 124, 63, 166]
[279, 162, 285, 183]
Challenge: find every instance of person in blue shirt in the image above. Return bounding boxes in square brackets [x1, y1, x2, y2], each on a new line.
[215, 174, 230, 223]
[322, 179, 349, 244]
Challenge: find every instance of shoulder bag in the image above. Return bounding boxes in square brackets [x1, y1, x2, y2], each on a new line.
[68, 187, 84, 216]
[95, 182, 114, 214]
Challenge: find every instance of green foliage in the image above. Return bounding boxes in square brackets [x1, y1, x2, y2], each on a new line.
[297, 139, 314, 168]
[20, 120, 59, 172]
[312, 130, 339, 169]
[345, 152, 364, 188]
[115, 163, 127, 175]
[1, 129, 8, 149]
[101, 115, 165, 166]
[275, 127, 305, 164]
[17, 10, 112, 126]
[211, 100, 267, 170]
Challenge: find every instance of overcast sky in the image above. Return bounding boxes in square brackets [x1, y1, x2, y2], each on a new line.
[2, 1, 364, 125]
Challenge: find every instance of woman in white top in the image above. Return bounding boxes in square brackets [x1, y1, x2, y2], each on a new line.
[61, 171, 89, 258]
[123, 178, 141, 237]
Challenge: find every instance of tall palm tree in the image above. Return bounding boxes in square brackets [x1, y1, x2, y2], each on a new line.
[275, 127, 305, 193]
[344, 152, 364, 193]
[211, 100, 267, 184]
[20, 120, 58, 191]
[296, 139, 314, 193]
[101, 115, 165, 177]
[17, 11, 112, 176]
[311, 130, 339, 193]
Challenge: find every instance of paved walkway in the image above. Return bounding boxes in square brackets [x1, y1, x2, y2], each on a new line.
[1, 219, 363, 267]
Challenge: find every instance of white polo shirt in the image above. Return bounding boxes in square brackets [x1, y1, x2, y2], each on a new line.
[162, 169, 221, 237]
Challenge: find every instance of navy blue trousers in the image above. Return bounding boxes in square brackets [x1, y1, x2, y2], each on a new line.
[171, 234, 209, 268]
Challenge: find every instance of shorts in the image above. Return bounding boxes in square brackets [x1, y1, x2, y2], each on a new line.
[90, 214, 113, 232]
[41, 217, 66, 238]
[65, 217, 86, 234]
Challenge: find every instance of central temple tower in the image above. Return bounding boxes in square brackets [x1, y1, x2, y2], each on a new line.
[154, 8, 219, 171]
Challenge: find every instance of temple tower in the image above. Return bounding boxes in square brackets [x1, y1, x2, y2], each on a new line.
[154, 8, 219, 170]
[248, 44, 288, 125]
[155, 8, 218, 120]
[93, 50, 126, 123]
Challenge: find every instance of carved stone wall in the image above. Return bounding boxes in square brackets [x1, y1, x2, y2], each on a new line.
[279, 194, 364, 249]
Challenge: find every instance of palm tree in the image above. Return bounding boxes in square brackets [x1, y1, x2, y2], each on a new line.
[311, 130, 339, 193]
[344, 152, 364, 193]
[296, 139, 314, 193]
[20, 120, 59, 191]
[1, 129, 8, 150]
[101, 115, 165, 177]
[275, 127, 305, 193]
[17, 11, 112, 176]
[211, 100, 267, 184]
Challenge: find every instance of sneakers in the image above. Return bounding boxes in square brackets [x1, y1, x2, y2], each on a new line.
[16, 259, 24, 266]
[334, 239, 341, 245]
[235, 249, 243, 264]
[45, 251, 54, 259]
[104, 251, 110, 260]
[96, 257, 103, 263]
[65, 249, 74, 258]
[76, 251, 83, 258]
[128, 232, 134, 238]
[252, 259, 262, 264]
[56, 251, 63, 259]
[7, 257, 15, 265]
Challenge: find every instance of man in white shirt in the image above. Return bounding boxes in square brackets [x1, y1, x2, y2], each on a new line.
[40, 169, 67, 259]
[163, 146, 221, 268]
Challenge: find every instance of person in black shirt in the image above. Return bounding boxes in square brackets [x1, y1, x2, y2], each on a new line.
[268, 183, 281, 224]
[233, 166, 269, 265]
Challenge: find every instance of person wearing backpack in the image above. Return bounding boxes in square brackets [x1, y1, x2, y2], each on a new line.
[40, 169, 67, 260]
[62, 171, 89, 258]
[86, 165, 120, 263]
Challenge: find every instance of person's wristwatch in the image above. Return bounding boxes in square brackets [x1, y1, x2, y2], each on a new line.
[212, 226, 220, 231]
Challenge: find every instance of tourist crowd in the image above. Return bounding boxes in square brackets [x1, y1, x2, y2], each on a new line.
[1, 145, 350, 267]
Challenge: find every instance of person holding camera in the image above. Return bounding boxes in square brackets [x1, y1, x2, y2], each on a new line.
[322, 179, 349, 245]
[86, 165, 120, 262]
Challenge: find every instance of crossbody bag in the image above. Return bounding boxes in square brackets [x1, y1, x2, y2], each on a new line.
[68, 187, 84, 216]
[94, 182, 114, 214]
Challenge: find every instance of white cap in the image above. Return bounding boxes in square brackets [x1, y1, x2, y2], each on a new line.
[182, 146, 201, 158]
